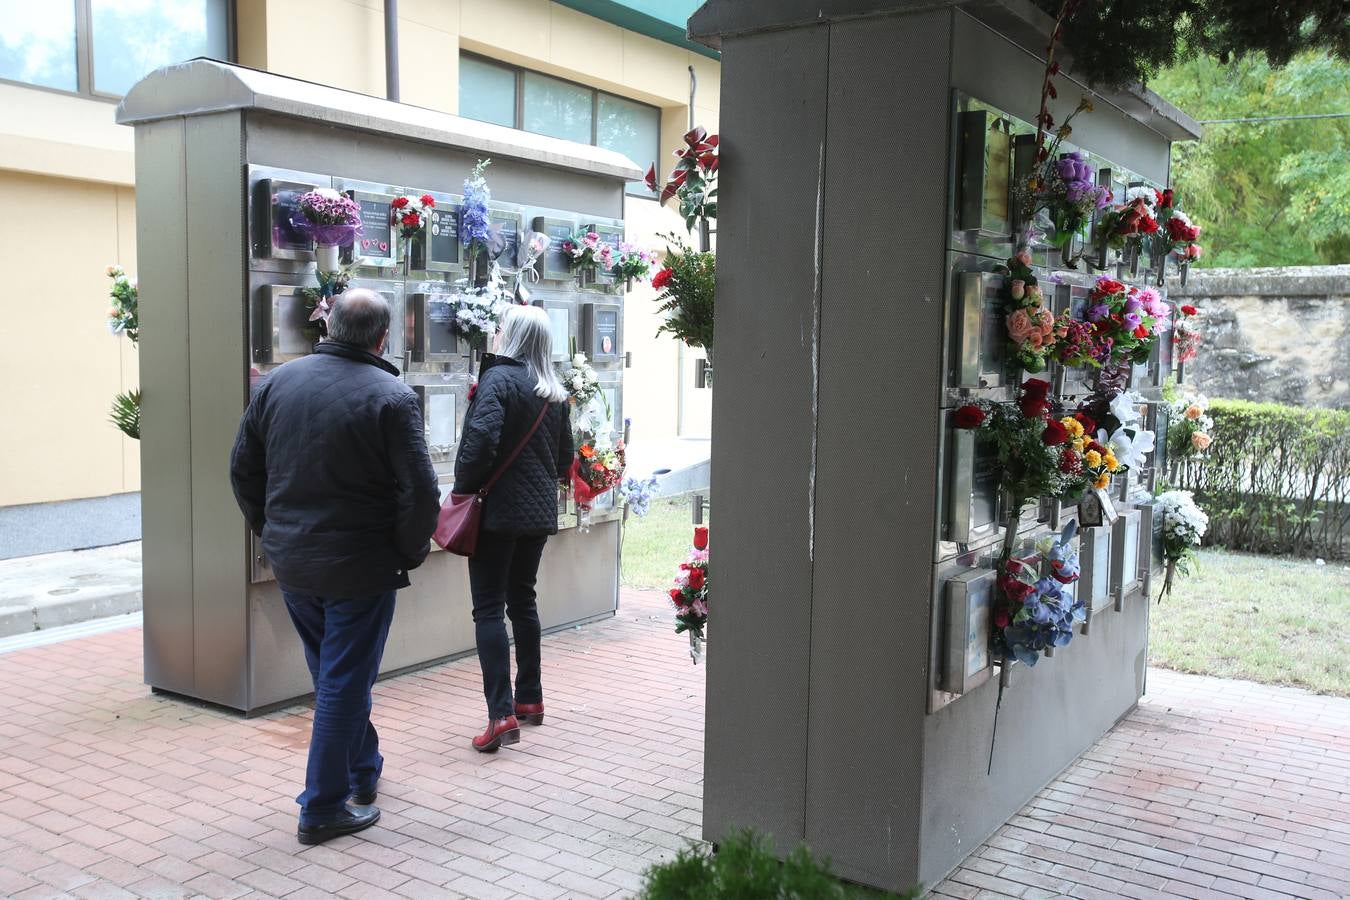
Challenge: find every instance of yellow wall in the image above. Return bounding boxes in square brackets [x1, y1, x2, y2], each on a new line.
[0, 0, 718, 507]
[0, 172, 141, 505]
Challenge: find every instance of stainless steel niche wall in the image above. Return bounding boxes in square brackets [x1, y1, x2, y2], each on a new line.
[693, 0, 1200, 893]
[117, 60, 642, 713]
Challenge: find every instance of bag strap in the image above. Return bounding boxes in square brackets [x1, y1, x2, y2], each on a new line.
[479, 401, 551, 497]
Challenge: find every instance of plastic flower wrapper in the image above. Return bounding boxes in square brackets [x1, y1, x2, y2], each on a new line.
[1155, 490, 1209, 600]
[619, 474, 659, 518]
[1173, 303, 1203, 364]
[995, 521, 1084, 667]
[511, 231, 551, 303]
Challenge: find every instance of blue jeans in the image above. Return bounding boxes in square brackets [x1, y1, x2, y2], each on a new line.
[282, 590, 397, 825]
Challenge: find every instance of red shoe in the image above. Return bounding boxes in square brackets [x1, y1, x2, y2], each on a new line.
[514, 702, 545, 726]
[472, 716, 520, 753]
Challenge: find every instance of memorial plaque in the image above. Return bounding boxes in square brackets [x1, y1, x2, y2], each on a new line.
[413, 385, 458, 463]
[407, 292, 458, 363]
[941, 567, 995, 694]
[344, 190, 397, 267]
[531, 301, 571, 361]
[253, 285, 314, 364]
[489, 209, 522, 271]
[947, 426, 1001, 543]
[417, 203, 462, 272]
[581, 302, 622, 361]
[956, 111, 1013, 236]
[952, 271, 1008, 390]
[1078, 524, 1113, 632]
[1110, 508, 1142, 609]
[261, 180, 317, 259]
[533, 216, 576, 280]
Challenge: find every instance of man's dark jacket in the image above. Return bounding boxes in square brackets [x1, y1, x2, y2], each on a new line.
[229, 342, 441, 597]
[454, 355, 572, 535]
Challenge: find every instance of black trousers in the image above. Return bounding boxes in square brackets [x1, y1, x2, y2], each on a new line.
[468, 530, 548, 719]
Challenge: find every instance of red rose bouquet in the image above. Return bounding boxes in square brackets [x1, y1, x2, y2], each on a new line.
[1097, 186, 1159, 254]
[1173, 303, 1202, 365]
[669, 526, 710, 662]
[392, 193, 436, 240]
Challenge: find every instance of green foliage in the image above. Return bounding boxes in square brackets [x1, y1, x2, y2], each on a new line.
[1150, 51, 1350, 266]
[110, 390, 141, 441]
[1170, 399, 1350, 559]
[653, 233, 715, 351]
[636, 829, 919, 900]
[1039, 0, 1350, 89]
[107, 266, 139, 344]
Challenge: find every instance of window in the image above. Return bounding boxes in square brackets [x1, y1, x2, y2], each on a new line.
[0, 0, 77, 91]
[0, 0, 232, 99]
[459, 53, 661, 196]
[458, 54, 514, 128]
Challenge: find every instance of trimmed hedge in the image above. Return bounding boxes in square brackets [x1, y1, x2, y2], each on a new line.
[1170, 400, 1350, 560]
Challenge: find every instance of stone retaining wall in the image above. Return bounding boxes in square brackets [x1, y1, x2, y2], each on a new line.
[1170, 265, 1350, 409]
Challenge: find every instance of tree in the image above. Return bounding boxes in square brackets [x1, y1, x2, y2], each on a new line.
[1039, 0, 1350, 89]
[1149, 51, 1350, 266]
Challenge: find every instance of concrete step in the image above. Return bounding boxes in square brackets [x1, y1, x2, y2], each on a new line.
[0, 542, 143, 639]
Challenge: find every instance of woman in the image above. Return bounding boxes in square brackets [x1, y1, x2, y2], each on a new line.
[454, 305, 573, 752]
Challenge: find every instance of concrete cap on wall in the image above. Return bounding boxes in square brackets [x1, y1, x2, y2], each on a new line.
[115, 59, 645, 183]
[687, 0, 1203, 143]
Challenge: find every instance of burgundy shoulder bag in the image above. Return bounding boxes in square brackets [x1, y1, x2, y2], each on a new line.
[433, 401, 550, 557]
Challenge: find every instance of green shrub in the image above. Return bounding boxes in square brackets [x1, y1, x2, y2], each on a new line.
[1170, 399, 1350, 559]
[636, 829, 918, 900]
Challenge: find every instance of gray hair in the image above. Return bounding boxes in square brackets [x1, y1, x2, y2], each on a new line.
[498, 306, 567, 402]
[327, 288, 390, 350]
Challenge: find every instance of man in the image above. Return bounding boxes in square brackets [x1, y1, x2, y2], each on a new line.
[230, 289, 440, 845]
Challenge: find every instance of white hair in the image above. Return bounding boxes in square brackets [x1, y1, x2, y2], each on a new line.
[498, 305, 568, 402]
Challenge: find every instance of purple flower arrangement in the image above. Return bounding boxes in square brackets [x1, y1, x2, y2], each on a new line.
[460, 159, 493, 258]
[995, 521, 1085, 667]
[291, 189, 362, 247]
[1038, 151, 1110, 255]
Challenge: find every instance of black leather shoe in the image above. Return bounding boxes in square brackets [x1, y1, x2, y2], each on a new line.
[297, 805, 380, 845]
[351, 787, 377, 806]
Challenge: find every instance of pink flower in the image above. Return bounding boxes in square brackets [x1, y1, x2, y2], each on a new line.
[1015, 250, 1033, 267]
[1011, 279, 1025, 300]
[690, 549, 709, 563]
[583, 232, 600, 247]
[1007, 309, 1035, 344]
[1191, 432, 1212, 451]
[690, 600, 708, 617]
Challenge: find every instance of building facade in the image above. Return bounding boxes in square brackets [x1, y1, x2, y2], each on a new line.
[0, 0, 716, 551]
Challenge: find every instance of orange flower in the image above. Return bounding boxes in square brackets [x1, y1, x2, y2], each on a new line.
[579, 445, 596, 459]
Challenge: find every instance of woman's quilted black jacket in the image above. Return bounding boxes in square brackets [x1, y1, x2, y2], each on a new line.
[454, 355, 573, 535]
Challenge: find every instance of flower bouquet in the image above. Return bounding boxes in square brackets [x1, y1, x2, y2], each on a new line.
[1048, 411, 1120, 495]
[1000, 251, 1057, 372]
[1034, 147, 1111, 264]
[1096, 187, 1160, 270]
[1154, 489, 1208, 600]
[995, 521, 1085, 666]
[1173, 303, 1202, 365]
[511, 232, 550, 304]
[652, 233, 715, 369]
[646, 126, 718, 233]
[105, 265, 141, 440]
[1165, 392, 1213, 462]
[561, 351, 602, 409]
[1083, 278, 1169, 366]
[291, 188, 362, 272]
[300, 266, 352, 339]
[1053, 314, 1109, 369]
[448, 262, 507, 347]
[609, 243, 657, 287]
[619, 474, 659, 519]
[392, 193, 436, 241]
[570, 437, 626, 529]
[1150, 190, 1201, 285]
[668, 526, 710, 662]
[560, 230, 614, 278]
[460, 159, 495, 281]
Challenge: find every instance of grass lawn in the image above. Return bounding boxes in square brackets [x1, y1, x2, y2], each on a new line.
[620, 493, 707, 590]
[1149, 548, 1350, 696]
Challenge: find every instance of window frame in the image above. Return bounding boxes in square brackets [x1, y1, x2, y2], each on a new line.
[460, 50, 660, 195]
[0, 0, 236, 102]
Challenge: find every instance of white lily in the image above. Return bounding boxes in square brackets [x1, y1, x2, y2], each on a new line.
[1109, 392, 1143, 428]
[1106, 427, 1155, 471]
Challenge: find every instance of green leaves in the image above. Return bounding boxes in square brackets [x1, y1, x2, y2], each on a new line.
[110, 390, 141, 441]
[653, 232, 715, 352]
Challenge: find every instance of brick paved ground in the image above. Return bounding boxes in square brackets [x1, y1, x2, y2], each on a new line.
[0, 589, 1345, 900]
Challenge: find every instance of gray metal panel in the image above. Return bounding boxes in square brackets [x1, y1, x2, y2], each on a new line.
[244, 113, 624, 222]
[185, 112, 251, 709]
[245, 525, 619, 712]
[950, 11, 1171, 183]
[136, 119, 196, 696]
[702, 23, 830, 853]
[116, 60, 643, 183]
[805, 11, 952, 889]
